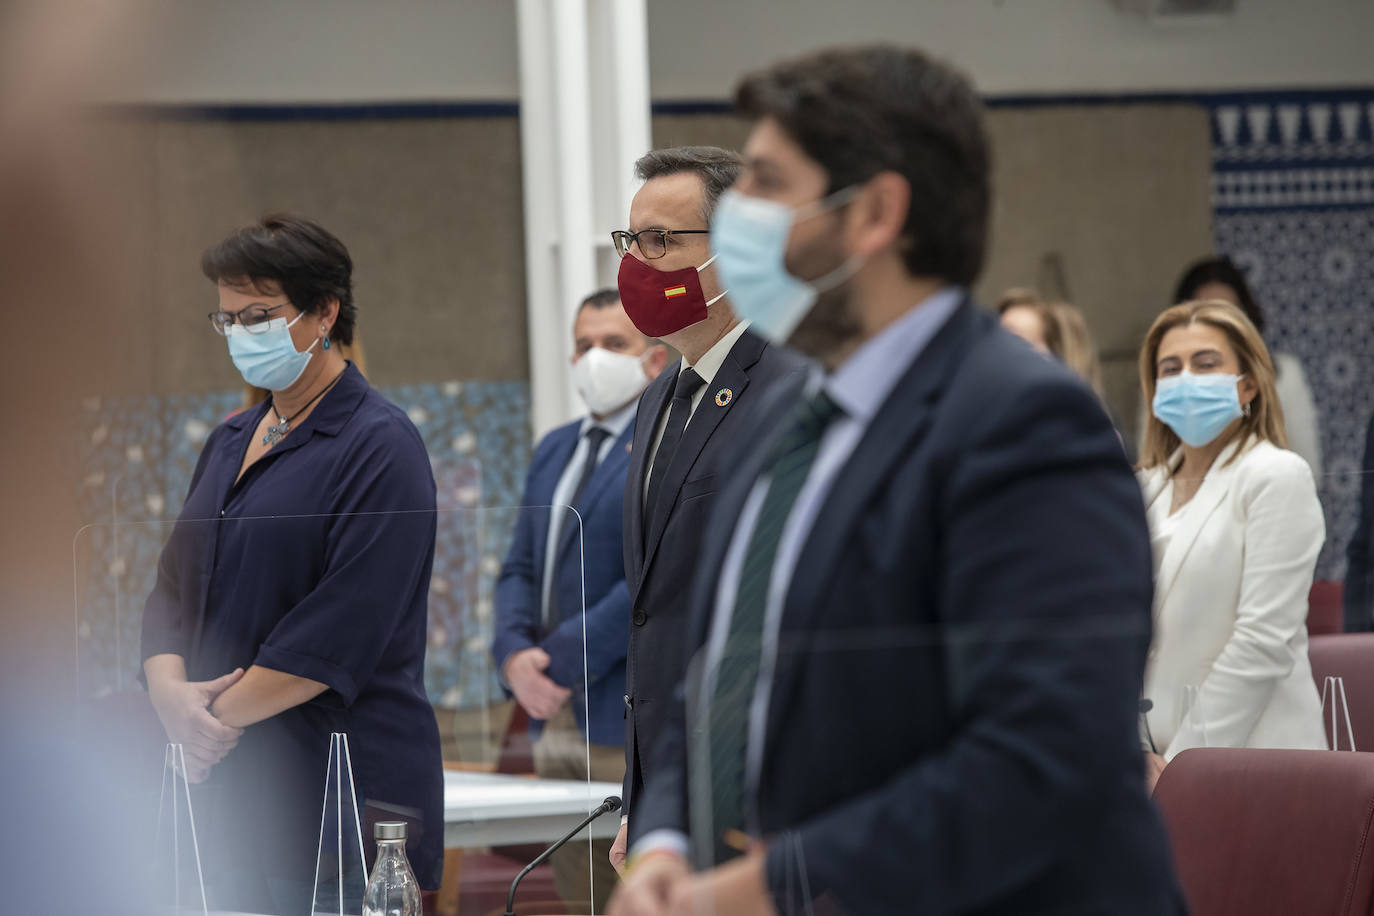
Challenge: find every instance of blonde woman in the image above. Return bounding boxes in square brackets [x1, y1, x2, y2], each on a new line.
[1174, 255, 1322, 476]
[1137, 300, 1326, 791]
[997, 291, 1105, 399]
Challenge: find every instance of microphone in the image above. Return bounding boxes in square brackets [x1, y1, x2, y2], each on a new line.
[504, 795, 622, 916]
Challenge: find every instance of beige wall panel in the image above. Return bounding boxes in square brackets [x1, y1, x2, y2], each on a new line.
[102, 115, 528, 397]
[652, 113, 751, 153]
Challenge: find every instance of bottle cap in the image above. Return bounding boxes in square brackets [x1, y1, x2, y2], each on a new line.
[375, 821, 407, 841]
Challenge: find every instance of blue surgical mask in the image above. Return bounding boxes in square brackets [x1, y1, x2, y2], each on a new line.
[710, 187, 862, 343]
[225, 313, 319, 391]
[1152, 371, 1245, 447]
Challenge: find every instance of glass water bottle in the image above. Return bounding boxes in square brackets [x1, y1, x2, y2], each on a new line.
[362, 821, 421, 916]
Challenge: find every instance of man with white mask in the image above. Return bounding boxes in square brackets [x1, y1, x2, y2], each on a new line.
[492, 288, 666, 912]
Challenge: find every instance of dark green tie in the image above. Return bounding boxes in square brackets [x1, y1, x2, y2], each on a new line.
[703, 390, 842, 861]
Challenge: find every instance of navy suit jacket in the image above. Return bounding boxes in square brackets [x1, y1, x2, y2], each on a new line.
[634, 301, 1185, 914]
[622, 329, 804, 819]
[492, 416, 635, 747]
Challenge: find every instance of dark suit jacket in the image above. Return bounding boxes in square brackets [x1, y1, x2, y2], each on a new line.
[492, 417, 635, 747]
[1345, 412, 1374, 631]
[635, 301, 1184, 914]
[622, 327, 802, 819]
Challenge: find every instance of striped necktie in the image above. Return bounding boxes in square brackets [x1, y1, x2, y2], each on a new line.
[702, 389, 843, 861]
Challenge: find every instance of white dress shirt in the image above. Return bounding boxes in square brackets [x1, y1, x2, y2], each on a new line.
[540, 401, 637, 625]
[1145, 478, 1190, 580]
[631, 288, 962, 859]
[642, 321, 752, 506]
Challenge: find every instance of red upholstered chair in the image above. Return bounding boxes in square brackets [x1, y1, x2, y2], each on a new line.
[1309, 634, 1374, 752]
[440, 704, 561, 916]
[1310, 581, 1347, 636]
[1153, 748, 1374, 916]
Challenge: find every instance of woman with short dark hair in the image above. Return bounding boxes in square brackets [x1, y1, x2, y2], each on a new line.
[142, 213, 442, 914]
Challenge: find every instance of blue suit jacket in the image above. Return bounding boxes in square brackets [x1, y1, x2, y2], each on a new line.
[634, 301, 1184, 913]
[492, 416, 634, 747]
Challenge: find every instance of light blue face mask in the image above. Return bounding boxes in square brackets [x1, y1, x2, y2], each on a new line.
[1152, 371, 1246, 447]
[225, 313, 319, 391]
[709, 187, 861, 343]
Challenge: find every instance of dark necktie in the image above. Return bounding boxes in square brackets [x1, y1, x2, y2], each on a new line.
[702, 390, 843, 861]
[644, 368, 705, 525]
[569, 426, 612, 511]
[546, 426, 611, 625]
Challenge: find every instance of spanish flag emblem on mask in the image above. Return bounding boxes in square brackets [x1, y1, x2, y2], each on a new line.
[663, 285, 688, 300]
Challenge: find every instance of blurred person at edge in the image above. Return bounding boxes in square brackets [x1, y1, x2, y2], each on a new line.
[1137, 300, 1326, 794]
[492, 288, 667, 911]
[1173, 255, 1322, 476]
[609, 146, 804, 871]
[1347, 411, 1374, 631]
[0, 2, 166, 914]
[997, 289, 1105, 400]
[140, 214, 442, 915]
[611, 44, 1181, 916]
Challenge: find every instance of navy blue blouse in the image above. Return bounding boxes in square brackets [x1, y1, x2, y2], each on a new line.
[142, 364, 442, 904]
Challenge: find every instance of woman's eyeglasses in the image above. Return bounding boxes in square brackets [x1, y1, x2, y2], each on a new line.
[208, 304, 288, 336]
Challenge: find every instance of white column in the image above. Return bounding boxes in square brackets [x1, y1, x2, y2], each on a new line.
[517, 0, 652, 439]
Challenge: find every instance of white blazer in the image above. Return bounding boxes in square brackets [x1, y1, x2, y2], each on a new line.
[1138, 438, 1327, 760]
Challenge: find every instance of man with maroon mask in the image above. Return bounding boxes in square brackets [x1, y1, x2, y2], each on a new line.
[610, 146, 801, 871]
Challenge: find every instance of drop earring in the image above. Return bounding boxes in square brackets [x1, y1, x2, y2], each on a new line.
[322, 333, 331, 350]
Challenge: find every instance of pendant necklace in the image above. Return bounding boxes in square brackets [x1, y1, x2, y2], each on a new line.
[263, 369, 346, 446]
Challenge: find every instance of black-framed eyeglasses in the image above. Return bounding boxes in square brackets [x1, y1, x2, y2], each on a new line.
[611, 228, 710, 260]
[208, 304, 289, 336]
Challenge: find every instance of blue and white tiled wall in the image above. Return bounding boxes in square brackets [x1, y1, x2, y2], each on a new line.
[1203, 89, 1374, 580]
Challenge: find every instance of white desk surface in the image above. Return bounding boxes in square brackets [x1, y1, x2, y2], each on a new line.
[443, 770, 622, 848]
[191, 775, 618, 913]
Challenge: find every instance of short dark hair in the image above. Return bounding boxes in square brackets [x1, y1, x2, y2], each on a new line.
[1173, 255, 1265, 334]
[633, 146, 743, 222]
[578, 288, 621, 312]
[734, 45, 991, 287]
[201, 212, 357, 345]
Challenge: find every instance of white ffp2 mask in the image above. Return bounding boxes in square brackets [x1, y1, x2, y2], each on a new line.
[572, 347, 650, 416]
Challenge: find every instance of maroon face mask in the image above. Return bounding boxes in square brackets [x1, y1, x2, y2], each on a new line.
[616, 253, 723, 338]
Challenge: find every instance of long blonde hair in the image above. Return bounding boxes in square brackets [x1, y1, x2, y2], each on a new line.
[997, 290, 1104, 398]
[1137, 300, 1287, 470]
